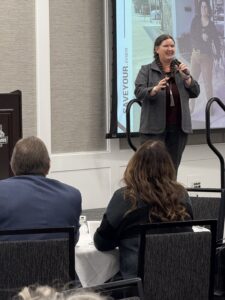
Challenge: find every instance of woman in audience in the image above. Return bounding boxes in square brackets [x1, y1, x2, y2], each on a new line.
[94, 140, 193, 279]
[16, 285, 108, 300]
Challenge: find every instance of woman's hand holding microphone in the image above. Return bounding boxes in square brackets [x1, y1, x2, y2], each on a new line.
[174, 59, 192, 85]
[150, 59, 192, 96]
[177, 63, 191, 80]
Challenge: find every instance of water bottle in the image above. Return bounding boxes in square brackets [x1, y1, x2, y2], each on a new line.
[79, 215, 88, 234]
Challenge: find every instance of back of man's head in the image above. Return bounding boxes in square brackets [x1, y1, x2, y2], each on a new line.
[10, 136, 50, 176]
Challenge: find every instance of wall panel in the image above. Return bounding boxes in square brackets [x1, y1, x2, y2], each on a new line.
[49, 0, 106, 153]
[0, 0, 36, 136]
[51, 167, 111, 209]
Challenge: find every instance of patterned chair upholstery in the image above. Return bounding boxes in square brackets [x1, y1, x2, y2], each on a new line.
[0, 227, 76, 299]
[138, 220, 217, 300]
[191, 196, 220, 221]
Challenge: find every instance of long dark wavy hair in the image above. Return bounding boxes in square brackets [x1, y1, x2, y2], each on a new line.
[197, 0, 212, 17]
[153, 34, 177, 76]
[123, 140, 190, 222]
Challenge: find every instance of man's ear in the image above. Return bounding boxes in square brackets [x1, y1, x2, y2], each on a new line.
[10, 161, 16, 176]
[45, 161, 50, 175]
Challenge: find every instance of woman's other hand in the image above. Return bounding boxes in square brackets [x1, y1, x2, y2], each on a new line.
[150, 77, 169, 96]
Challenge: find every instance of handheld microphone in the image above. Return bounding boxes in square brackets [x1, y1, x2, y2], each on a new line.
[174, 59, 190, 75]
[173, 58, 181, 66]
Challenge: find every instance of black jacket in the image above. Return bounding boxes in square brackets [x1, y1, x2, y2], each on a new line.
[94, 187, 193, 278]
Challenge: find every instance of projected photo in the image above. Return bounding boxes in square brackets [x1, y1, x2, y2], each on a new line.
[116, 0, 225, 133]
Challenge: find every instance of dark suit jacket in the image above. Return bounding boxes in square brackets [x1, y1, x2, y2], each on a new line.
[0, 175, 81, 243]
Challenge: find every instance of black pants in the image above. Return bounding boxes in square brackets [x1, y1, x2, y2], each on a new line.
[140, 126, 188, 172]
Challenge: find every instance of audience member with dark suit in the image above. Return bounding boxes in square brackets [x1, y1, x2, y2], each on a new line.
[0, 136, 81, 243]
[94, 140, 193, 279]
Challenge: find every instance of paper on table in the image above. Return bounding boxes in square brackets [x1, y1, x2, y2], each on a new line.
[192, 226, 210, 232]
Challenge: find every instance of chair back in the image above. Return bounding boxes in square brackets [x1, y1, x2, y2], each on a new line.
[191, 195, 223, 241]
[138, 220, 217, 300]
[0, 227, 76, 299]
[76, 277, 145, 300]
[191, 196, 220, 221]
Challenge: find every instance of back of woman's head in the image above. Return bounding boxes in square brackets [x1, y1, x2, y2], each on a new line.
[124, 140, 176, 186]
[123, 140, 189, 221]
[16, 286, 57, 300]
[16, 286, 108, 300]
[66, 291, 108, 300]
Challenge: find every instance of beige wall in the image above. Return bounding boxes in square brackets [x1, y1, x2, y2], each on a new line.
[0, 0, 36, 137]
[0, 0, 106, 152]
[49, 0, 106, 153]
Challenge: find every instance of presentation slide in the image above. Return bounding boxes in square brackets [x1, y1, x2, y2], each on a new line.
[115, 0, 225, 133]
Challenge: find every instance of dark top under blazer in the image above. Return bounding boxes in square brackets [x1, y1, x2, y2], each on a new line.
[0, 175, 81, 243]
[134, 61, 200, 134]
[94, 187, 193, 278]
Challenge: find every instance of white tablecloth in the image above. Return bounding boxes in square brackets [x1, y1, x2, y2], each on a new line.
[192, 225, 210, 232]
[75, 232, 120, 287]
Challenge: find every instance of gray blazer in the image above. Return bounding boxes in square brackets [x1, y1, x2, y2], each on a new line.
[134, 61, 200, 134]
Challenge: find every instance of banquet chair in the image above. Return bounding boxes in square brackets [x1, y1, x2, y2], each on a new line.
[138, 220, 217, 300]
[0, 226, 76, 299]
[191, 196, 220, 221]
[76, 277, 145, 300]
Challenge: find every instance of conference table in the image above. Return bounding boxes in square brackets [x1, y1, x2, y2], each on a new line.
[75, 230, 120, 287]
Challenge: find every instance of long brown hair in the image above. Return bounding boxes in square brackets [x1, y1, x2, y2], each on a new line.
[197, 0, 212, 17]
[123, 140, 190, 221]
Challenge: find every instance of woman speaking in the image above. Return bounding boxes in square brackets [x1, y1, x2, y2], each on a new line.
[134, 34, 200, 171]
